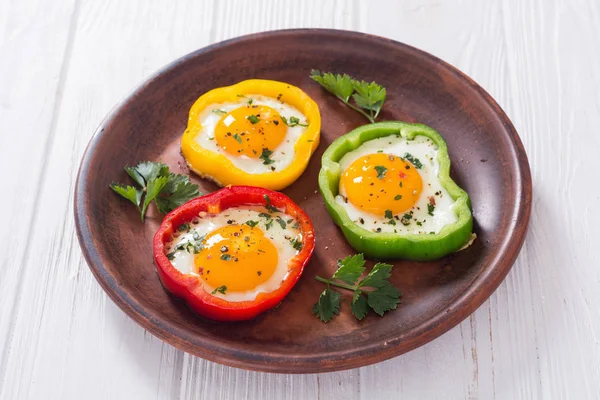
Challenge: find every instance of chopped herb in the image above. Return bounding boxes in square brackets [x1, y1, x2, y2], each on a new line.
[259, 148, 275, 165]
[384, 210, 393, 219]
[178, 223, 190, 232]
[416, 221, 423, 226]
[428, 203, 435, 216]
[292, 221, 300, 229]
[233, 133, 243, 143]
[275, 216, 287, 229]
[374, 165, 387, 179]
[281, 115, 308, 127]
[265, 220, 274, 230]
[212, 109, 227, 115]
[403, 153, 423, 169]
[247, 114, 261, 124]
[399, 182, 403, 188]
[290, 238, 303, 251]
[394, 194, 402, 200]
[211, 285, 227, 294]
[258, 212, 272, 220]
[166, 252, 176, 260]
[245, 220, 259, 228]
[263, 195, 280, 213]
[220, 254, 232, 261]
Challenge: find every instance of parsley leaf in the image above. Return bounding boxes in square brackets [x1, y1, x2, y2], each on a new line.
[394, 194, 402, 200]
[359, 262, 393, 289]
[259, 148, 275, 165]
[212, 109, 227, 115]
[351, 292, 369, 320]
[141, 176, 169, 219]
[374, 165, 387, 179]
[310, 70, 387, 123]
[220, 254, 232, 261]
[247, 114, 260, 124]
[155, 174, 201, 214]
[366, 281, 401, 316]
[428, 203, 435, 216]
[233, 133, 243, 143]
[263, 195, 281, 213]
[109, 184, 142, 208]
[384, 210, 393, 219]
[245, 220, 258, 228]
[110, 161, 201, 221]
[310, 70, 354, 101]
[311, 287, 341, 323]
[281, 115, 309, 127]
[332, 254, 365, 285]
[211, 285, 227, 294]
[403, 153, 423, 169]
[351, 80, 386, 121]
[313, 255, 402, 322]
[275, 216, 287, 229]
[290, 238, 303, 251]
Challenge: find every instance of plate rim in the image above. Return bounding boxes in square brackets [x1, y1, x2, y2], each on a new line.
[74, 28, 532, 373]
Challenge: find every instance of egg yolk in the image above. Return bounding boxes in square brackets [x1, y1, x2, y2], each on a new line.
[214, 105, 287, 158]
[340, 153, 423, 216]
[195, 224, 278, 293]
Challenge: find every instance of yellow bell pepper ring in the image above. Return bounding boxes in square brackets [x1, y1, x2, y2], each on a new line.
[181, 79, 321, 191]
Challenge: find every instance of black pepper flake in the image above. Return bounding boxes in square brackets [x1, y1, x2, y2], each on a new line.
[359, 218, 365, 224]
[257, 271, 262, 276]
[376, 228, 382, 232]
[227, 219, 234, 224]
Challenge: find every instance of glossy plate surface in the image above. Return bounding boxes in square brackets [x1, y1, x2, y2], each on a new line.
[75, 29, 532, 373]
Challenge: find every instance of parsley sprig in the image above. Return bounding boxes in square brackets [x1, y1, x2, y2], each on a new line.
[310, 70, 386, 123]
[312, 254, 402, 322]
[110, 161, 200, 222]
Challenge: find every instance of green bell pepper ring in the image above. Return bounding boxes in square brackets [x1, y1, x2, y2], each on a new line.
[318, 121, 473, 261]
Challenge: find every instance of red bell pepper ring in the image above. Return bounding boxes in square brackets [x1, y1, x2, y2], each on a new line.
[153, 185, 315, 321]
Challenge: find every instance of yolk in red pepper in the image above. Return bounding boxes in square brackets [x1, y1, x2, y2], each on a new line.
[214, 105, 286, 158]
[194, 224, 278, 292]
[340, 153, 423, 216]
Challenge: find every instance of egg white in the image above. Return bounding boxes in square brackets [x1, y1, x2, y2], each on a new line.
[194, 95, 308, 174]
[166, 206, 303, 302]
[335, 135, 458, 234]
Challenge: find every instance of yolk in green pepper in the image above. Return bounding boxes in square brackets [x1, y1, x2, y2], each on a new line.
[340, 153, 423, 216]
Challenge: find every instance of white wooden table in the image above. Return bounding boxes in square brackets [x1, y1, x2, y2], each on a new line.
[2, 0, 599, 398]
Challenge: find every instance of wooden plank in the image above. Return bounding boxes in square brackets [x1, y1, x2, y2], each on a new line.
[0, 0, 78, 397]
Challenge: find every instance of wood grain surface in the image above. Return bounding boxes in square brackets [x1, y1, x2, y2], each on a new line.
[1, 0, 599, 398]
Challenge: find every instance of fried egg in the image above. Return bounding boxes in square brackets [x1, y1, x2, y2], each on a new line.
[194, 95, 308, 174]
[165, 206, 303, 302]
[335, 134, 458, 234]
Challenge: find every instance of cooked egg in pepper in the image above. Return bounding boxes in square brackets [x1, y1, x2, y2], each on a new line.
[181, 80, 321, 190]
[166, 206, 303, 302]
[336, 135, 458, 234]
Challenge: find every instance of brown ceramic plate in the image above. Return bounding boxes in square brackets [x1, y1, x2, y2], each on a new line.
[75, 29, 531, 373]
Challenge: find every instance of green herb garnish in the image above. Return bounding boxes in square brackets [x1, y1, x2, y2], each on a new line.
[110, 161, 200, 222]
[310, 70, 386, 123]
[211, 285, 227, 294]
[247, 114, 260, 124]
[259, 148, 275, 165]
[403, 153, 423, 169]
[374, 165, 387, 179]
[312, 254, 402, 322]
[281, 115, 309, 127]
